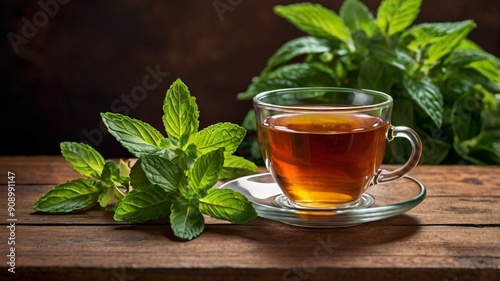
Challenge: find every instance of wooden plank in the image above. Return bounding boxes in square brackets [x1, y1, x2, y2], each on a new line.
[0, 167, 500, 201]
[412, 197, 500, 225]
[408, 165, 500, 196]
[1, 156, 499, 201]
[0, 156, 81, 185]
[0, 225, 498, 280]
[2, 156, 500, 196]
[0, 156, 133, 185]
[1, 185, 499, 226]
[7, 225, 500, 265]
[0, 157, 499, 281]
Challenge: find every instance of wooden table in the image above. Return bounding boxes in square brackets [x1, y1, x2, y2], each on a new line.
[0, 156, 499, 281]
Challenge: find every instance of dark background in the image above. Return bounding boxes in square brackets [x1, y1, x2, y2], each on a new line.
[2, 0, 499, 157]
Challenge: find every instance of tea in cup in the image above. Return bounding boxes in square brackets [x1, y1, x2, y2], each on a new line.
[254, 87, 422, 209]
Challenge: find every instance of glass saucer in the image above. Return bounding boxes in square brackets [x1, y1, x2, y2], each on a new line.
[219, 173, 426, 227]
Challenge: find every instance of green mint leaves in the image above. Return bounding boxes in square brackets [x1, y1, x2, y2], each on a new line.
[162, 79, 199, 145]
[376, 0, 421, 36]
[274, 3, 353, 49]
[60, 142, 105, 179]
[34, 142, 127, 213]
[199, 188, 258, 223]
[33, 179, 102, 213]
[34, 78, 258, 240]
[101, 112, 165, 157]
[113, 184, 170, 222]
[239, 0, 500, 165]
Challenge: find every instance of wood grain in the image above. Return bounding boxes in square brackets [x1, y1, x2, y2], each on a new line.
[0, 184, 498, 226]
[0, 156, 498, 280]
[2, 224, 499, 280]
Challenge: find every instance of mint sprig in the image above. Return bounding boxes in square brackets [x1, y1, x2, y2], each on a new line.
[34, 142, 127, 212]
[34, 78, 258, 240]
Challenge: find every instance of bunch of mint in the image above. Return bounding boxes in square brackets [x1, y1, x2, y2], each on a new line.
[238, 0, 500, 165]
[34, 78, 258, 240]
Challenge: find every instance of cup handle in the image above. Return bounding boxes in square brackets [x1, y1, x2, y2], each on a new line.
[374, 126, 422, 184]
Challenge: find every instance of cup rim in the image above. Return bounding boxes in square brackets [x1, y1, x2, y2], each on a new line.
[253, 87, 393, 112]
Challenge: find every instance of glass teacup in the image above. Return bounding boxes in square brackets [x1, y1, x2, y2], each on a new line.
[254, 87, 422, 209]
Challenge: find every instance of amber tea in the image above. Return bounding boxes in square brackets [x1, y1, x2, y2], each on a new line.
[254, 87, 422, 210]
[259, 112, 390, 208]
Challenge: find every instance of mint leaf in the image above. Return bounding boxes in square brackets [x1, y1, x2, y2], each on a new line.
[406, 21, 475, 56]
[445, 49, 493, 68]
[445, 67, 499, 98]
[101, 112, 164, 157]
[129, 159, 151, 190]
[264, 36, 331, 74]
[187, 148, 224, 195]
[366, 37, 409, 70]
[162, 78, 199, 144]
[468, 60, 500, 89]
[199, 189, 257, 223]
[140, 155, 185, 193]
[60, 142, 105, 179]
[424, 20, 475, 66]
[238, 63, 336, 100]
[219, 155, 258, 181]
[33, 179, 101, 213]
[455, 134, 500, 165]
[403, 75, 443, 127]
[188, 123, 245, 156]
[377, 0, 421, 35]
[170, 201, 205, 240]
[340, 0, 376, 36]
[274, 3, 352, 47]
[114, 184, 171, 222]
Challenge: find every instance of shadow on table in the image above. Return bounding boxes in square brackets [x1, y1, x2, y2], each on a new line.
[205, 214, 421, 244]
[110, 214, 420, 245]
